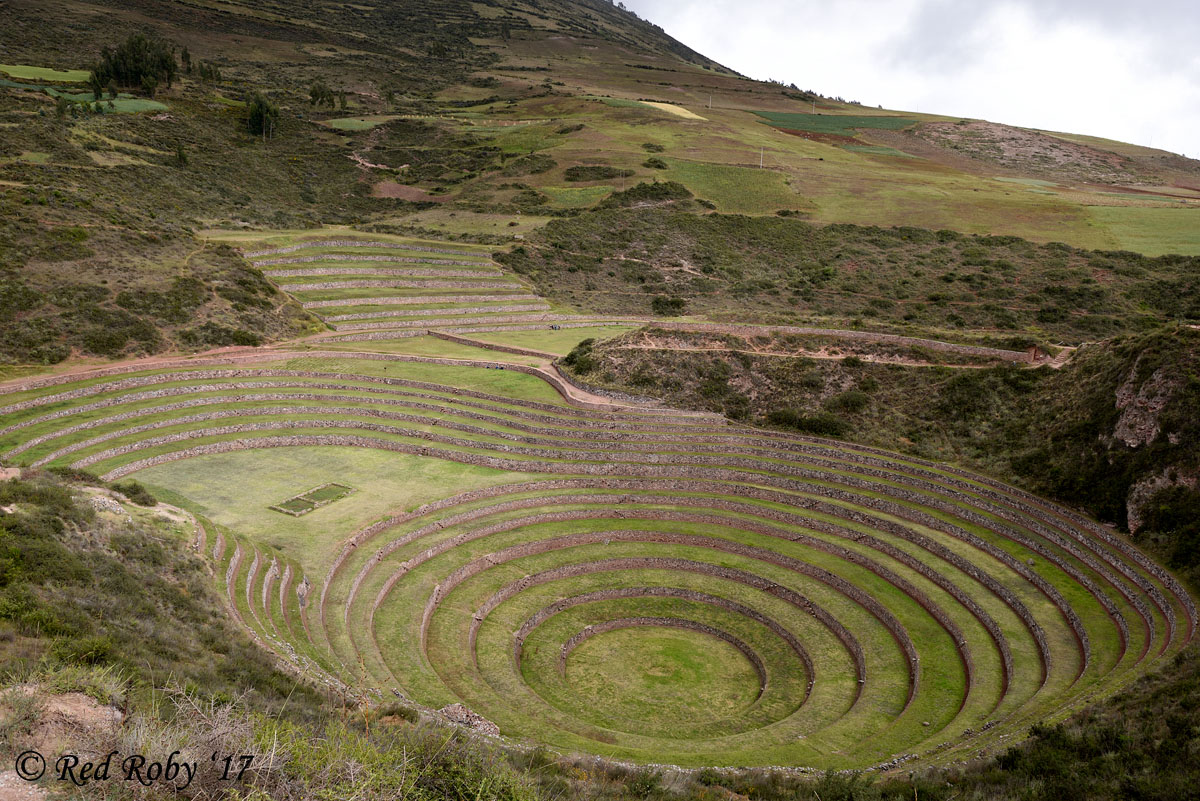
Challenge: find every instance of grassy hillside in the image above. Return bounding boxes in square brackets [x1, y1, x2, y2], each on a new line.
[499, 202, 1200, 344]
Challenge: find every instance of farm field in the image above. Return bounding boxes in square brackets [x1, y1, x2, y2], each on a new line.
[0, 346, 1191, 769]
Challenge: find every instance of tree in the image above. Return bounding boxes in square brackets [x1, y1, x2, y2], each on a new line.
[141, 75, 158, 97]
[54, 95, 70, 120]
[107, 80, 117, 100]
[309, 80, 335, 107]
[91, 32, 177, 94]
[88, 72, 103, 100]
[181, 46, 191, 73]
[197, 62, 221, 83]
[246, 92, 279, 142]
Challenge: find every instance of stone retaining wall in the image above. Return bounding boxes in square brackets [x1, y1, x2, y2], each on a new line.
[335, 313, 556, 331]
[303, 293, 542, 309]
[554, 364, 662, 406]
[490, 584, 814, 697]
[111, 434, 1091, 676]
[268, 267, 498, 278]
[327, 304, 549, 322]
[245, 239, 486, 258]
[67, 407, 1146, 656]
[431, 331, 558, 359]
[337, 485, 1028, 693]
[258, 254, 492, 267]
[286, 279, 514, 291]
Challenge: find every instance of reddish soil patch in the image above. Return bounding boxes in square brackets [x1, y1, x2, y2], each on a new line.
[371, 182, 448, 202]
[778, 128, 859, 146]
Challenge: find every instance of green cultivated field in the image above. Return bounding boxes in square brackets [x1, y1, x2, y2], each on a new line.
[0, 348, 1188, 769]
[755, 112, 918, 137]
[0, 63, 90, 82]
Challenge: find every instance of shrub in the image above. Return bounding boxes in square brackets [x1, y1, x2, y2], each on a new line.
[643, 156, 668, 169]
[562, 338, 597, 374]
[825, 389, 870, 413]
[110, 480, 157, 506]
[650, 295, 686, 315]
[599, 181, 692, 209]
[502, 154, 556, 176]
[765, 410, 850, 436]
[564, 165, 634, 182]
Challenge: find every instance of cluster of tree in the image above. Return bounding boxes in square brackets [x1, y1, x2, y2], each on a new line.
[195, 61, 222, 82]
[309, 80, 339, 108]
[247, 92, 279, 140]
[89, 33, 177, 98]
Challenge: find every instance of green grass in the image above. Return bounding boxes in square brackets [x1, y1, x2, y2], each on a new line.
[0, 64, 90, 82]
[755, 112, 918, 137]
[1088, 206, 1200, 256]
[540, 185, 616, 208]
[663, 158, 813, 214]
[293, 335, 548, 365]
[270, 481, 356, 515]
[323, 115, 402, 130]
[138, 447, 539, 575]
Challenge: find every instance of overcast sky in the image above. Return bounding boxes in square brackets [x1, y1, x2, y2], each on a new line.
[622, 0, 1200, 158]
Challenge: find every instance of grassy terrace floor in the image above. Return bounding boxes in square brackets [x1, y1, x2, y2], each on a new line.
[0, 351, 1191, 770]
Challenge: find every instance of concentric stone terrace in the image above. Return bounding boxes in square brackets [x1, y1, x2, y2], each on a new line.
[1, 352, 1192, 768]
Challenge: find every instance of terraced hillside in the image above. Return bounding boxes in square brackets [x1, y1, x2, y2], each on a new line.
[0, 348, 1191, 769]
[227, 231, 644, 343]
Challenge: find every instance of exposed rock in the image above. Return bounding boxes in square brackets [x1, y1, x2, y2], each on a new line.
[89, 496, 125, 515]
[438, 703, 500, 736]
[1127, 468, 1198, 532]
[1112, 363, 1179, 448]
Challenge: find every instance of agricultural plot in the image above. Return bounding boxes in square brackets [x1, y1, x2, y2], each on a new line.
[755, 112, 918, 138]
[240, 232, 647, 354]
[270, 482, 356, 516]
[0, 351, 1191, 770]
[0, 64, 89, 82]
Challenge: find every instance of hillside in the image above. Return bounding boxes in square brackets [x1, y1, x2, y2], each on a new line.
[1, 1, 1199, 799]
[1, 0, 1199, 363]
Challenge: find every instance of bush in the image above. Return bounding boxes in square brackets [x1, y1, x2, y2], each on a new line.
[110, 480, 157, 506]
[502, 154, 556, 176]
[561, 338, 597, 374]
[564, 165, 634, 182]
[825, 389, 870, 413]
[650, 295, 686, 315]
[599, 181, 692, 209]
[765, 409, 850, 436]
[643, 156, 668, 169]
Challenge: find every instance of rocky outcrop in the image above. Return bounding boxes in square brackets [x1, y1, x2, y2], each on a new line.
[438, 703, 500, 736]
[1112, 362, 1181, 448]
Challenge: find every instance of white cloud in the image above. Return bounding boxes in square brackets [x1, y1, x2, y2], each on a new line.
[623, 0, 1200, 158]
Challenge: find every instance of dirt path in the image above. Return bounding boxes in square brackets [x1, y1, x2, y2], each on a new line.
[617, 343, 999, 369]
